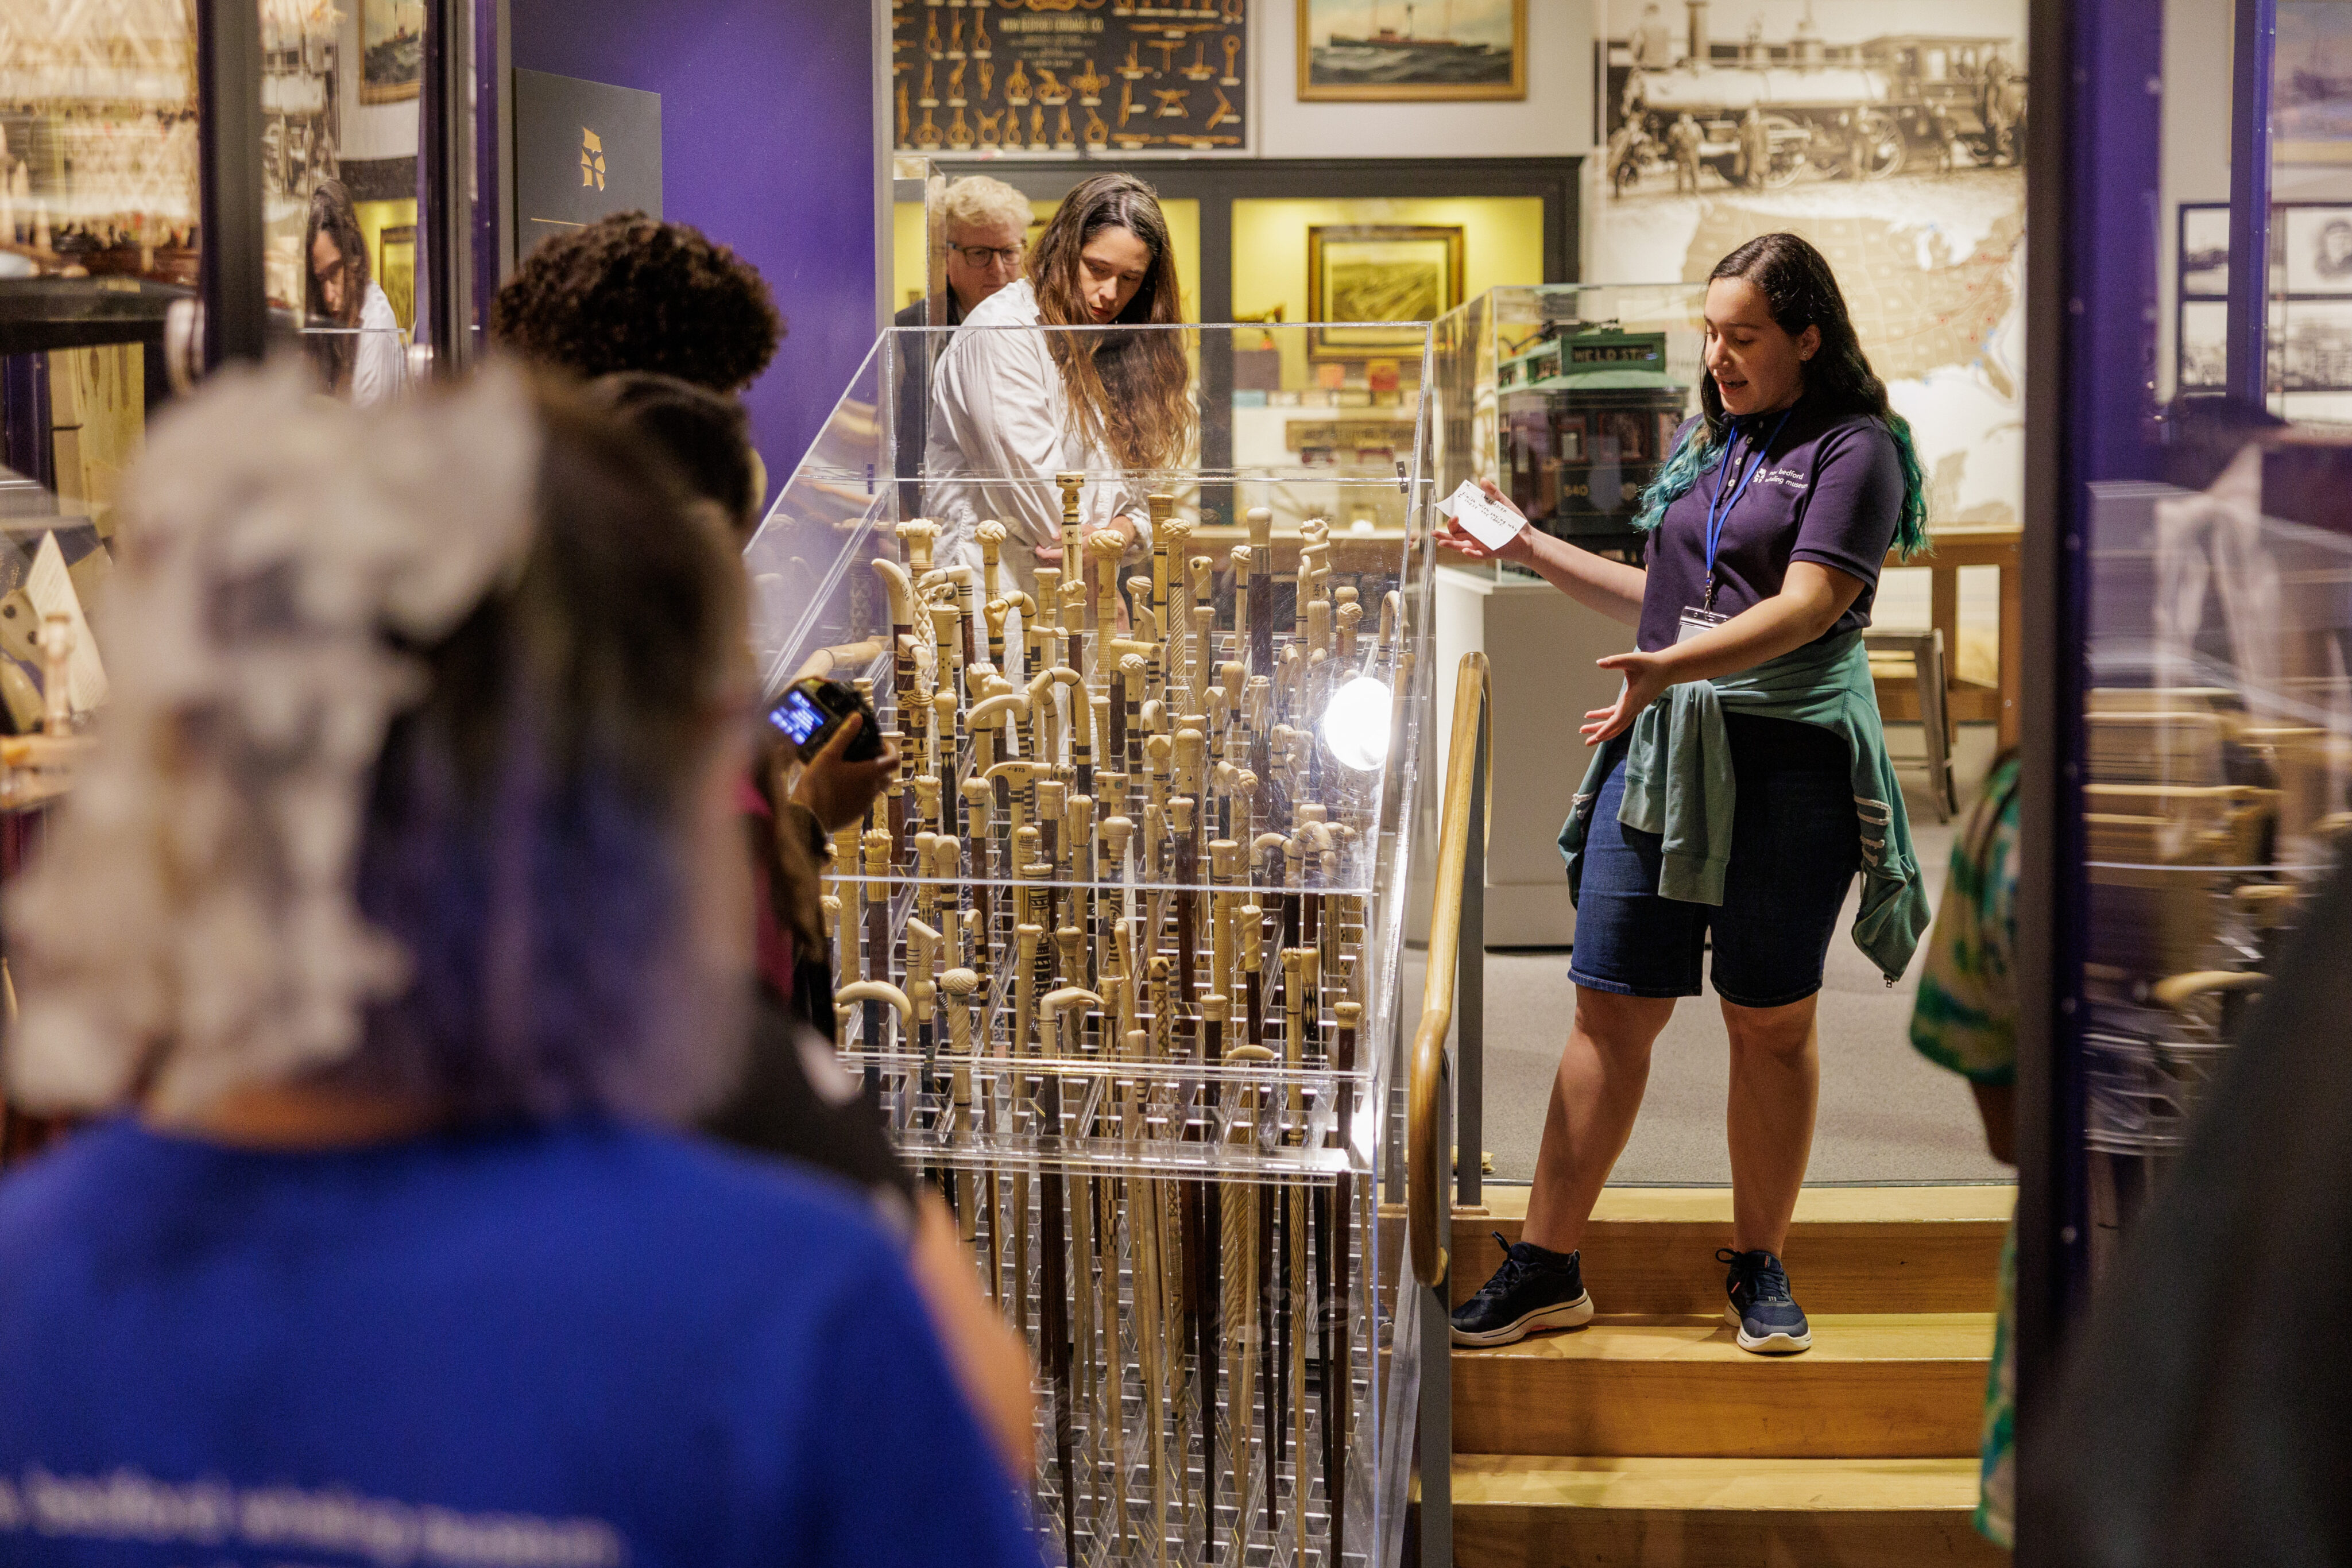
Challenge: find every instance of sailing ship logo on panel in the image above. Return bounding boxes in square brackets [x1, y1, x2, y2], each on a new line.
[581, 129, 606, 191]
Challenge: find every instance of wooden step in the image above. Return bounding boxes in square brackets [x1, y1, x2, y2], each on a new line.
[1440, 1455, 2004, 1567]
[1452, 1314, 1994, 1459]
[1446, 1186, 2013, 1318]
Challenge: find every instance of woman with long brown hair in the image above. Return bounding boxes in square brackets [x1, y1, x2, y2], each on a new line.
[303, 179, 405, 405]
[924, 171, 1194, 601]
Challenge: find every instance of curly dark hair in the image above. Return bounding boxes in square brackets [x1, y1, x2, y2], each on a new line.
[491, 212, 784, 392]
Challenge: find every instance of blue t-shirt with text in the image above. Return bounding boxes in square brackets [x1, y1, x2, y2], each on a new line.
[0, 1117, 1043, 1568]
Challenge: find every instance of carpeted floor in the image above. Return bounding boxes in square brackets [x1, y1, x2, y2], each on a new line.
[1408, 725, 2013, 1187]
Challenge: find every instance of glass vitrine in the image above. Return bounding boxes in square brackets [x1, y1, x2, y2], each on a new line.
[745, 319, 1436, 1567]
[1428, 282, 1707, 567]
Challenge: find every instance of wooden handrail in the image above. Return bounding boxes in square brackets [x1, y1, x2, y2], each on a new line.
[1409, 651, 1493, 1289]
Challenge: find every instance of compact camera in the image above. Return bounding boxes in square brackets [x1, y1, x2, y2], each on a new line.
[766, 676, 883, 764]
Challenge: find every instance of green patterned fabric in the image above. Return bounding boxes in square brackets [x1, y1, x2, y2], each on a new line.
[1557, 629, 1931, 984]
[1908, 753, 2021, 1548]
[1910, 756, 2022, 1085]
[1978, 1219, 2016, 1548]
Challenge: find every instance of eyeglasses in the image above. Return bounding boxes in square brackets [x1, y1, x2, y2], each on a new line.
[948, 243, 1024, 269]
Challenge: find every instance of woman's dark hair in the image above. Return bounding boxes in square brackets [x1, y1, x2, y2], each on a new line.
[492, 212, 784, 393]
[342, 379, 748, 1122]
[304, 179, 370, 393]
[1026, 172, 1194, 472]
[589, 370, 761, 541]
[1636, 231, 1930, 557]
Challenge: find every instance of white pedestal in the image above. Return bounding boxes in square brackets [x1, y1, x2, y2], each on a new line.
[1415, 564, 1631, 948]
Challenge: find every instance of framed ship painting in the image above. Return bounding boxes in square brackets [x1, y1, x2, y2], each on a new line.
[1306, 223, 1465, 358]
[361, 0, 424, 104]
[1298, 0, 1526, 102]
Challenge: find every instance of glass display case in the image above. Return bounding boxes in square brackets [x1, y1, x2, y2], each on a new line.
[745, 320, 1436, 1567]
[2072, 443, 2352, 1257]
[1428, 283, 1707, 563]
[2021, 0, 2352, 1493]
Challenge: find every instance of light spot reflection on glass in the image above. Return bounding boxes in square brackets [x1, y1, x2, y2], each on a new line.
[1321, 675, 1392, 773]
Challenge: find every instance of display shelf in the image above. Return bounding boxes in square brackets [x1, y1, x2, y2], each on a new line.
[0, 277, 189, 355]
[749, 319, 1432, 1567]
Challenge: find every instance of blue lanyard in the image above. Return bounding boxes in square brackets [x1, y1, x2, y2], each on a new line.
[1702, 406, 1796, 606]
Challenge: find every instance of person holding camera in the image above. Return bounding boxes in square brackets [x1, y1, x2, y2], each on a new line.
[589, 372, 1038, 1478]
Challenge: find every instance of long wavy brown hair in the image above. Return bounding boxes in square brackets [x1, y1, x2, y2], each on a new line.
[1027, 173, 1194, 472]
[303, 179, 370, 393]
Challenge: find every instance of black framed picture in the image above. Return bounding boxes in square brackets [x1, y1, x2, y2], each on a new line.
[2178, 299, 2226, 392]
[2280, 297, 2352, 391]
[2281, 204, 2352, 296]
[2179, 203, 2229, 298]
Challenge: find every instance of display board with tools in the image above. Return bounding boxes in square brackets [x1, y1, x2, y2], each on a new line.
[745, 321, 1432, 1567]
[890, 0, 1249, 156]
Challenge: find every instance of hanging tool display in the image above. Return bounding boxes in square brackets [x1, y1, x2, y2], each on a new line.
[807, 470, 1411, 1565]
[892, 0, 1250, 154]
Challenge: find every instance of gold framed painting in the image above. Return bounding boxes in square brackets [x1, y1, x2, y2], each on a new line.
[1307, 224, 1465, 358]
[361, 0, 424, 105]
[1297, 0, 1526, 102]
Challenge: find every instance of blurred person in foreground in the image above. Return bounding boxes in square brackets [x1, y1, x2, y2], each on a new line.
[505, 228, 1032, 1466]
[586, 368, 1038, 1475]
[1908, 751, 2022, 1551]
[0, 363, 1042, 1568]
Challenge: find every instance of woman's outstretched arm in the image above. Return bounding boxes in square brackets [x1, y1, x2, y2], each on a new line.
[1579, 560, 1868, 745]
[1432, 479, 1647, 627]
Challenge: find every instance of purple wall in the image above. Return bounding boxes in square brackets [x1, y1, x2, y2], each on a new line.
[508, 0, 875, 500]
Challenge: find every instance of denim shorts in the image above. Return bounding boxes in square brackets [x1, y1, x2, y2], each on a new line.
[1568, 713, 1863, 1009]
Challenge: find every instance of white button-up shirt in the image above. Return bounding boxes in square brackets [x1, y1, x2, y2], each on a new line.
[922, 280, 1151, 598]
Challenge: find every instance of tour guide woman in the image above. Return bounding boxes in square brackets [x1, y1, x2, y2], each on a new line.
[1440, 233, 1932, 1356]
[924, 171, 1194, 601]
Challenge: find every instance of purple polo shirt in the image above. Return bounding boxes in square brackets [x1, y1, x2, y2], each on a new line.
[1636, 399, 1905, 653]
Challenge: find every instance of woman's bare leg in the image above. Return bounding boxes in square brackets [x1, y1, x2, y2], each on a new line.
[1722, 994, 1821, 1255]
[1520, 987, 1677, 1255]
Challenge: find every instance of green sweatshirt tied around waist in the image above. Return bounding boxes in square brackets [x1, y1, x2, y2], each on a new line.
[1557, 629, 1931, 985]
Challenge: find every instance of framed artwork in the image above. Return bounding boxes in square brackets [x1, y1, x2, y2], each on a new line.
[1297, 0, 1526, 102]
[2178, 300, 2227, 392]
[889, 1, 1251, 155]
[2280, 299, 2352, 390]
[2282, 204, 2352, 296]
[1306, 224, 1465, 358]
[2179, 203, 2229, 299]
[360, 0, 424, 104]
[376, 224, 416, 330]
[2277, 1, 2352, 163]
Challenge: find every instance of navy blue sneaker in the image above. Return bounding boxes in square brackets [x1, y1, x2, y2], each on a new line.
[1450, 1232, 1595, 1346]
[1719, 1248, 1812, 1354]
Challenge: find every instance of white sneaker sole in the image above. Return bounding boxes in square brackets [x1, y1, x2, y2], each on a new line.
[1452, 1292, 1595, 1347]
[1724, 1302, 1812, 1354]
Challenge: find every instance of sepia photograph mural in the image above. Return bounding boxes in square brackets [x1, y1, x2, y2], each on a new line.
[1597, 0, 2027, 525]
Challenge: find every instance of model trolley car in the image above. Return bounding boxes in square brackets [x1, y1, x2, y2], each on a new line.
[1496, 322, 1690, 555]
